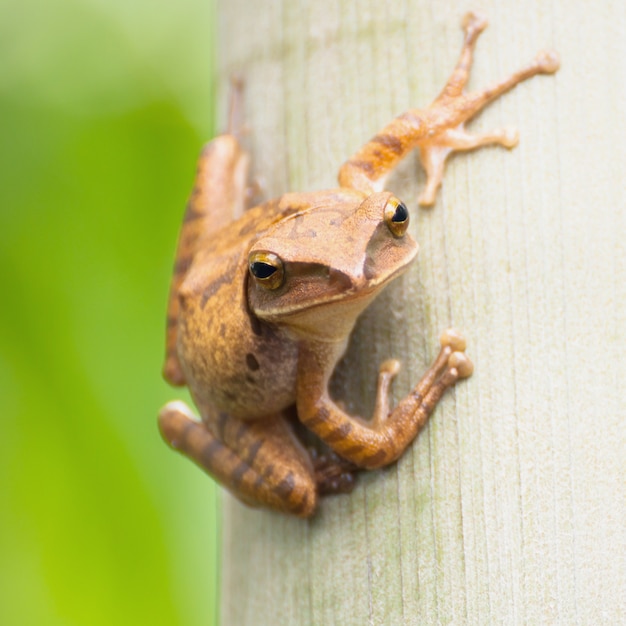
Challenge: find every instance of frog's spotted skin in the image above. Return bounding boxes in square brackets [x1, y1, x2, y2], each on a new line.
[159, 13, 558, 517]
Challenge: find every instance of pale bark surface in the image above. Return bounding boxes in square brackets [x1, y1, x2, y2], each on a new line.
[217, 1, 626, 624]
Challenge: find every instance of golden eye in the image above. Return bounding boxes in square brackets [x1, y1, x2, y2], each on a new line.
[384, 198, 410, 238]
[248, 251, 284, 290]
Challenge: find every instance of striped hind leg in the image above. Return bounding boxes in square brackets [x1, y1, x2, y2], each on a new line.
[158, 402, 318, 517]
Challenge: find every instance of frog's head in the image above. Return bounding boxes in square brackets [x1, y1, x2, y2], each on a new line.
[247, 191, 418, 341]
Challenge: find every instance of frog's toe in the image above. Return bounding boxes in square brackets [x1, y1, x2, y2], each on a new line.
[462, 12, 488, 35]
[536, 50, 560, 74]
[501, 127, 520, 149]
[440, 328, 467, 353]
[448, 351, 474, 379]
[379, 358, 401, 377]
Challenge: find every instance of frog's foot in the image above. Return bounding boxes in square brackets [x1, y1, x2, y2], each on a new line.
[431, 329, 474, 388]
[417, 125, 520, 206]
[421, 28, 559, 205]
[385, 328, 473, 421]
[308, 447, 359, 495]
[158, 401, 318, 517]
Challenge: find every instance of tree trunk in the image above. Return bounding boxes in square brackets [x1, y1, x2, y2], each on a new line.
[217, 1, 626, 623]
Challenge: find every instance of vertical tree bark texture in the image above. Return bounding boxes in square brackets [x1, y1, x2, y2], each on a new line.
[217, 1, 625, 623]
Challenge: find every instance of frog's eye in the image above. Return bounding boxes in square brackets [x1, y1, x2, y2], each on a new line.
[248, 251, 285, 290]
[384, 198, 410, 238]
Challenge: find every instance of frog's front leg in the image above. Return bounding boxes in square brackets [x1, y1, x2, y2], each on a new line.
[296, 330, 473, 469]
[338, 12, 559, 206]
[158, 404, 317, 517]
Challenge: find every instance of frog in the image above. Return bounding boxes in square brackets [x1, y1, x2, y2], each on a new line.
[158, 13, 559, 517]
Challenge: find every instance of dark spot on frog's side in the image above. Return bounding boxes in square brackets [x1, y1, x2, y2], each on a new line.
[246, 353, 260, 371]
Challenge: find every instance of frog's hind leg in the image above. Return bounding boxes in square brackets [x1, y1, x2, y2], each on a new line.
[158, 402, 318, 517]
[163, 82, 251, 386]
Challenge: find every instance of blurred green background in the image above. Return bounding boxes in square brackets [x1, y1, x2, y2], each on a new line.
[0, 0, 220, 624]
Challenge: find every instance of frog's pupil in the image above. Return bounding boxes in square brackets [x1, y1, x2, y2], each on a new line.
[392, 202, 409, 223]
[251, 262, 276, 279]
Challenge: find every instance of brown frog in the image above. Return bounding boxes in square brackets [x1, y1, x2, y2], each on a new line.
[159, 13, 559, 517]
